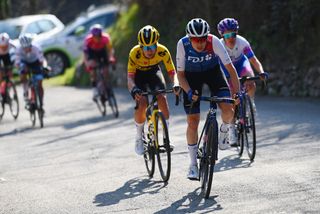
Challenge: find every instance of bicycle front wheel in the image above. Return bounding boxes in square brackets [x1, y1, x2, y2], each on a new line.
[143, 137, 155, 178]
[243, 95, 256, 161]
[155, 111, 171, 182]
[8, 81, 19, 119]
[35, 88, 44, 128]
[0, 95, 4, 120]
[107, 88, 119, 118]
[96, 95, 106, 116]
[234, 105, 244, 156]
[200, 120, 218, 199]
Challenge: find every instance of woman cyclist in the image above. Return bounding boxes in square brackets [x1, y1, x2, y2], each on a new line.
[217, 18, 267, 112]
[127, 25, 180, 155]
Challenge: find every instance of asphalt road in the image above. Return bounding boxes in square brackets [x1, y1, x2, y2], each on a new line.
[1, 86, 319, 214]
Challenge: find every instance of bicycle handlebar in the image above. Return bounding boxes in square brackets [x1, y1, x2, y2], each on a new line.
[141, 89, 180, 106]
[199, 96, 235, 104]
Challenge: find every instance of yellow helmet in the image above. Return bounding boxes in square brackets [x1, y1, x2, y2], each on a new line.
[137, 25, 160, 46]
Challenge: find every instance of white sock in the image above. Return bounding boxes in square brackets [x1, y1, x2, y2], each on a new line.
[188, 144, 198, 166]
[228, 123, 236, 139]
[220, 122, 228, 133]
[23, 83, 28, 95]
[135, 121, 144, 140]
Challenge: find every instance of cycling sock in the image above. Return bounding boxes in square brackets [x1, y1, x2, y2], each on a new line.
[23, 82, 28, 96]
[135, 121, 145, 139]
[188, 144, 198, 166]
[220, 122, 228, 133]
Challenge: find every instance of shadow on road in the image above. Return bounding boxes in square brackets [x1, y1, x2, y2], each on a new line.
[215, 154, 253, 173]
[93, 177, 167, 207]
[154, 188, 222, 214]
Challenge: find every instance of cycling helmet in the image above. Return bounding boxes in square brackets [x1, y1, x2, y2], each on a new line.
[0, 33, 10, 46]
[90, 24, 103, 36]
[217, 18, 239, 36]
[137, 25, 160, 46]
[19, 34, 33, 48]
[186, 18, 210, 37]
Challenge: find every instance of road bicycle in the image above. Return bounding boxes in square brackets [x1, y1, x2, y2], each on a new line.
[93, 61, 119, 118]
[234, 75, 267, 161]
[194, 96, 234, 198]
[140, 88, 179, 182]
[0, 67, 19, 121]
[26, 70, 47, 128]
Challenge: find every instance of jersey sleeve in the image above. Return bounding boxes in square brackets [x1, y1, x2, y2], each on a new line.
[212, 36, 232, 65]
[127, 48, 137, 76]
[241, 37, 255, 59]
[176, 39, 185, 71]
[160, 46, 176, 75]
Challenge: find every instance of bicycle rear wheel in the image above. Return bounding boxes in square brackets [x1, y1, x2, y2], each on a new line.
[155, 111, 171, 182]
[200, 120, 218, 199]
[8, 81, 19, 119]
[29, 105, 36, 127]
[243, 95, 256, 161]
[107, 88, 119, 118]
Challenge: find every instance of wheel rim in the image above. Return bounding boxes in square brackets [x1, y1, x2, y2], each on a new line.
[45, 52, 65, 76]
[8, 84, 19, 119]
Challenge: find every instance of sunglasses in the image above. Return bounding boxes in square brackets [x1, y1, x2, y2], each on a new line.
[190, 36, 207, 43]
[223, 32, 237, 39]
[142, 44, 157, 51]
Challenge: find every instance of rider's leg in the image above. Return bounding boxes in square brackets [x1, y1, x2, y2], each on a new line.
[20, 73, 28, 101]
[134, 96, 147, 155]
[157, 94, 169, 120]
[187, 113, 200, 179]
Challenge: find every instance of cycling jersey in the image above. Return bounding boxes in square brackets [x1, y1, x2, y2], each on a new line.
[0, 42, 15, 55]
[127, 43, 176, 77]
[15, 45, 45, 65]
[220, 35, 255, 78]
[176, 34, 231, 72]
[84, 33, 112, 52]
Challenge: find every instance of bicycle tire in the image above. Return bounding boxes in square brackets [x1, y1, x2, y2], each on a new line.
[200, 120, 218, 199]
[30, 106, 36, 127]
[143, 132, 155, 178]
[155, 111, 171, 182]
[244, 95, 256, 161]
[235, 105, 244, 156]
[96, 96, 106, 116]
[35, 87, 44, 128]
[8, 81, 19, 119]
[107, 88, 119, 118]
[0, 96, 4, 120]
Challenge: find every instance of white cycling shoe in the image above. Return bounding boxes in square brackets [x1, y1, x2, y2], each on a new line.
[219, 124, 229, 150]
[187, 165, 199, 180]
[135, 138, 144, 156]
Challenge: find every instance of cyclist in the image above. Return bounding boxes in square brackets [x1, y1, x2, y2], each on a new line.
[83, 24, 116, 101]
[217, 18, 267, 109]
[128, 25, 180, 155]
[15, 34, 48, 109]
[0, 33, 15, 97]
[176, 18, 240, 180]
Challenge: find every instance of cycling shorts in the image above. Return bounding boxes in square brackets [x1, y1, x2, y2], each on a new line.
[222, 56, 254, 78]
[86, 48, 109, 65]
[183, 66, 230, 114]
[20, 60, 43, 75]
[0, 54, 13, 71]
[134, 66, 165, 92]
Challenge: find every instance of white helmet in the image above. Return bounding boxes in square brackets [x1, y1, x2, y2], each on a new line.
[186, 18, 210, 37]
[19, 34, 33, 48]
[0, 33, 10, 46]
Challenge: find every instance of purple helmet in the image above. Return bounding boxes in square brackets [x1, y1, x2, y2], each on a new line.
[90, 24, 103, 36]
[217, 18, 239, 36]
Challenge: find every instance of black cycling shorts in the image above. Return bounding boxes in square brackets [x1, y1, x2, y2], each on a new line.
[86, 48, 108, 65]
[183, 65, 231, 114]
[134, 66, 166, 92]
[0, 54, 13, 71]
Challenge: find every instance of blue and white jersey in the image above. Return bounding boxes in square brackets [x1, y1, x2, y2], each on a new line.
[176, 34, 231, 73]
[15, 44, 44, 65]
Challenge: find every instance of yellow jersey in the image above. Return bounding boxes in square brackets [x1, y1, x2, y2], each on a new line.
[127, 43, 176, 77]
